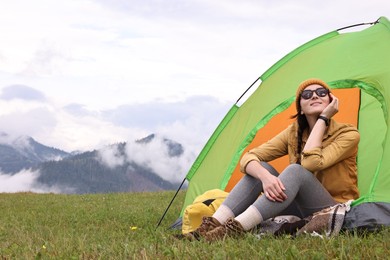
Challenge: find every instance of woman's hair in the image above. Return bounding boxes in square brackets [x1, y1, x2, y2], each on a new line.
[291, 106, 308, 164]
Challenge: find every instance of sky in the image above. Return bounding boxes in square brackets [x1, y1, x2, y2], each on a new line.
[0, 1, 389, 191]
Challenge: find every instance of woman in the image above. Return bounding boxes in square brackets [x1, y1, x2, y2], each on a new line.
[195, 78, 360, 241]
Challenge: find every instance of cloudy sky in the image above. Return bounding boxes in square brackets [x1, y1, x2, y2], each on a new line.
[0, 0, 388, 156]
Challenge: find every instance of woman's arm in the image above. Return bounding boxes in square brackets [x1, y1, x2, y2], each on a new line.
[303, 93, 339, 152]
[245, 160, 287, 202]
[240, 127, 291, 202]
[301, 129, 360, 172]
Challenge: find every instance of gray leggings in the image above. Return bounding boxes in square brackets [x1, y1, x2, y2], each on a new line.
[222, 163, 337, 220]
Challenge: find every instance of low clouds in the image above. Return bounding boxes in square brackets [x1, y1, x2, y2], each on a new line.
[0, 169, 63, 193]
[0, 135, 190, 193]
[99, 144, 126, 169]
[98, 134, 194, 183]
[126, 136, 190, 183]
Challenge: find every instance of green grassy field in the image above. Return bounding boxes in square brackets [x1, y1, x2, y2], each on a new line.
[0, 191, 388, 259]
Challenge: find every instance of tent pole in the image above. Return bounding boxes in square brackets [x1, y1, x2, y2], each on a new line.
[155, 177, 186, 230]
[236, 76, 261, 104]
[336, 19, 379, 32]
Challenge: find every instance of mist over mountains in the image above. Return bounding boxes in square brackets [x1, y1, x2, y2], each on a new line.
[0, 133, 187, 193]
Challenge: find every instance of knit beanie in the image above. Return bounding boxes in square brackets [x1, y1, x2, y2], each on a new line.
[295, 78, 331, 112]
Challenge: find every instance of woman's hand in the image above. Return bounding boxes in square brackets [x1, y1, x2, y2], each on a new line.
[261, 174, 287, 202]
[320, 93, 339, 119]
[245, 160, 287, 202]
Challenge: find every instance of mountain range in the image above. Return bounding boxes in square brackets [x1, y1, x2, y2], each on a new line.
[0, 133, 184, 193]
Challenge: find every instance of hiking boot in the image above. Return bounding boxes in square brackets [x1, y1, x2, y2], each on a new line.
[204, 217, 245, 242]
[174, 216, 221, 241]
[193, 216, 221, 237]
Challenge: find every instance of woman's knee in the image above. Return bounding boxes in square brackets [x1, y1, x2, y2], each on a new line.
[284, 163, 304, 172]
[281, 164, 311, 181]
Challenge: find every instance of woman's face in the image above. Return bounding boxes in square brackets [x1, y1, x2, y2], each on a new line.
[299, 84, 331, 116]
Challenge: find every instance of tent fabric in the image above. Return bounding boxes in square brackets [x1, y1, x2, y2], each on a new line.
[343, 202, 390, 231]
[180, 17, 390, 229]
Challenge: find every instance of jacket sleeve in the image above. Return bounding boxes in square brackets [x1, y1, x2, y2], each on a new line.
[240, 126, 291, 173]
[301, 128, 360, 172]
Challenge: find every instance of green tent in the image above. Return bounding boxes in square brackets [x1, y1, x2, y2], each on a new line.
[162, 16, 390, 230]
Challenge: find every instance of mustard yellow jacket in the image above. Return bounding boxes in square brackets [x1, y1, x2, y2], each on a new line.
[240, 119, 360, 203]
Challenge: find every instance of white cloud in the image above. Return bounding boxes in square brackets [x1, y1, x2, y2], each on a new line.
[0, 84, 46, 101]
[0, 169, 64, 193]
[97, 134, 195, 183]
[98, 145, 126, 169]
[125, 136, 189, 183]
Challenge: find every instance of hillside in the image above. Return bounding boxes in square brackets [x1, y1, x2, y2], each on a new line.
[35, 146, 179, 193]
[0, 133, 184, 193]
[0, 134, 70, 173]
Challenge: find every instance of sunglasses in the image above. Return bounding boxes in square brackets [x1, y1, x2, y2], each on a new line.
[301, 88, 329, 100]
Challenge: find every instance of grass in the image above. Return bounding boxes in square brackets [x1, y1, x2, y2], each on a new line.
[0, 191, 388, 259]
